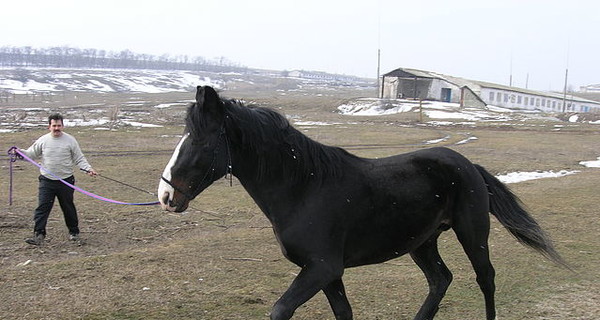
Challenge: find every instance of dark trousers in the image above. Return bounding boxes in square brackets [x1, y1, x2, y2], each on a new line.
[33, 175, 79, 236]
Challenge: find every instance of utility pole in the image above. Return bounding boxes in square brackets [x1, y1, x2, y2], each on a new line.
[376, 2, 382, 98]
[509, 53, 513, 87]
[377, 48, 381, 98]
[562, 68, 568, 113]
[562, 40, 570, 113]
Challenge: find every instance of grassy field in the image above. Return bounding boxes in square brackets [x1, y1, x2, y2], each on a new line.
[1, 88, 599, 319]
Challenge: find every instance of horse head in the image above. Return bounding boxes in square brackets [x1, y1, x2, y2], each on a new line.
[158, 86, 229, 212]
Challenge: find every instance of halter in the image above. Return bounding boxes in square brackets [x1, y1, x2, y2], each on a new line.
[161, 122, 232, 202]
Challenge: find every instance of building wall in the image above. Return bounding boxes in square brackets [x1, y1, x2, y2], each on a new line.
[398, 78, 432, 99]
[381, 76, 399, 98]
[480, 87, 600, 113]
[383, 76, 461, 102]
[428, 79, 460, 103]
[461, 87, 487, 108]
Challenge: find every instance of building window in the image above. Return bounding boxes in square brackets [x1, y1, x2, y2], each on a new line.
[497, 92, 501, 101]
[552, 101, 557, 109]
[530, 97, 534, 106]
[525, 97, 529, 105]
[489, 92, 494, 101]
[504, 94, 509, 102]
[517, 96, 522, 104]
[542, 99, 546, 107]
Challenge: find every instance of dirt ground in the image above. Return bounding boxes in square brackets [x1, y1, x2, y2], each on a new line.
[1, 87, 599, 319]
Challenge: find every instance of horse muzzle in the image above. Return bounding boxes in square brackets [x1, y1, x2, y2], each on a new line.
[159, 191, 190, 212]
[158, 179, 190, 212]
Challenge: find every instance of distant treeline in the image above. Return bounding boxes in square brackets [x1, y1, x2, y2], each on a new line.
[0, 46, 248, 73]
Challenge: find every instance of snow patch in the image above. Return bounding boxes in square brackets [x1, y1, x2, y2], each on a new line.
[294, 121, 340, 126]
[338, 98, 415, 116]
[339, 99, 520, 123]
[121, 120, 163, 128]
[456, 137, 478, 145]
[495, 170, 579, 184]
[63, 118, 162, 128]
[580, 157, 600, 168]
[0, 69, 223, 94]
[153, 103, 185, 109]
[425, 136, 449, 144]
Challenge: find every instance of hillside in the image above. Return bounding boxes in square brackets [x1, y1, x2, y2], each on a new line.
[0, 67, 374, 95]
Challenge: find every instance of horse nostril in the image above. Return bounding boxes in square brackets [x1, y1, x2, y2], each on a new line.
[161, 192, 170, 206]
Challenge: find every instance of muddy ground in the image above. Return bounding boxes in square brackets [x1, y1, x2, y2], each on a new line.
[1, 87, 599, 319]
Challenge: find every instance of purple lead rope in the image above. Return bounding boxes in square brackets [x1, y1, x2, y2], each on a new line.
[9, 147, 159, 206]
[8, 148, 15, 206]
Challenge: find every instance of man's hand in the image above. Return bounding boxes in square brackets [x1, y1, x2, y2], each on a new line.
[8, 147, 23, 160]
[81, 168, 98, 177]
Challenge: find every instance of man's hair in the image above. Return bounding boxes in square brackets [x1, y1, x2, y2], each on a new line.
[48, 113, 64, 125]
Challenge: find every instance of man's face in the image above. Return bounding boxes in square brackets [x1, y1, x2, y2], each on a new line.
[48, 119, 64, 137]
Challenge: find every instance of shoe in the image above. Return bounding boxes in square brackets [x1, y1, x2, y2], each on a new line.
[69, 233, 80, 241]
[25, 233, 45, 245]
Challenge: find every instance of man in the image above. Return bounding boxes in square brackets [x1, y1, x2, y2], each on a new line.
[18, 113, 97, 245]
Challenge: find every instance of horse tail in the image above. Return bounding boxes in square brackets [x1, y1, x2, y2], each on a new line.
[474, 164, 569, 268]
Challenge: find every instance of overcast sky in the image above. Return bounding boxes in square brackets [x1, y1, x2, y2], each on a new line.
[1, 0, 598, 91]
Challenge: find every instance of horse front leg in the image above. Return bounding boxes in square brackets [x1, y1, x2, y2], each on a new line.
[270, 261, 345, 320]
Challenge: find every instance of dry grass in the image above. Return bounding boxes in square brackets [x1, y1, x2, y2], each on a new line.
[1, 88, 599, 319]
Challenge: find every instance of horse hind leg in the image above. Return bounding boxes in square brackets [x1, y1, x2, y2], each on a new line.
[323, 278, 353, 320]
[409, 232, 453, 320]
[453, 212, 497, 320]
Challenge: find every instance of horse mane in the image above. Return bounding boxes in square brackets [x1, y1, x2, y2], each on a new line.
[217, 99, 360, 183]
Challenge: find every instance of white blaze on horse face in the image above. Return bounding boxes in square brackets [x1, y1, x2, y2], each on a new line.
[158, 133, 189, 210]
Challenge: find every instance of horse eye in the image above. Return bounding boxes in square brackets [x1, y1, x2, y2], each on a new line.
[190, 139, 205, 146]
[190, 139, 212, 150]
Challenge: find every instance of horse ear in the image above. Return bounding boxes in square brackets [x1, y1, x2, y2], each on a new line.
[195, 86, 204, 104]
[195, 86, 224, 123]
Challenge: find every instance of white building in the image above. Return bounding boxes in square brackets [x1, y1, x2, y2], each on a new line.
[381, 68, 600, 113]
[580, 84, 600, 93]
[287, 70, 357, 83]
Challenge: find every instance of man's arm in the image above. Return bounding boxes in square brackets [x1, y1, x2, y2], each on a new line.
[19, 137, 44, 159]
[71, 139, 97, 177]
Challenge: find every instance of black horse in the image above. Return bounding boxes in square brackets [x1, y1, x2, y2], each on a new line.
[158, 86, 566, 320]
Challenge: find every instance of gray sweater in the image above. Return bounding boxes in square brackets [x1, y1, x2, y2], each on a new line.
[21, 132, 92, 180]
